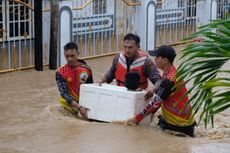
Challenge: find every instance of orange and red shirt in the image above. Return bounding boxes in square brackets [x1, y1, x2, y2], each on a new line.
[135, 65, 195, 127]
[56, 60, 93, 104]
[115, 51, 148, 89]
[104, 51, 161, 89]
[161, 66, 194, 126]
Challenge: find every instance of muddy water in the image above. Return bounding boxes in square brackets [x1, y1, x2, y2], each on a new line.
[0, 55, 230, 153]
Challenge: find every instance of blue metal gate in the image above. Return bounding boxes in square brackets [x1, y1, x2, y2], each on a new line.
[0, 0, 35, 70]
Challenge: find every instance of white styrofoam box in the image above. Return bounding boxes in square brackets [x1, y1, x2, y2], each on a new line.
[79, 83, 151, 124]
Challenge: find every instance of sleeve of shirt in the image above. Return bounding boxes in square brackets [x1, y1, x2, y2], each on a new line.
[79, 62, 94, 84]
[144, 57, 162, 85]
[104, 54, 119, 83]
[79, 69, 93, 84]
[55, 71, 73, 104]
[86, 67, 93, 83]
[86, 72, 93, 83]
[135, 94, 162, 122]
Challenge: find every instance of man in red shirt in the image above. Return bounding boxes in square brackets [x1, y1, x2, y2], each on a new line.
[127, 45, 196, 137]
[56, 42, 93, 119]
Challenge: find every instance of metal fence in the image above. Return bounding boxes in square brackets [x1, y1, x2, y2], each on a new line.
[70, 0, 139, 58]
[0, 0, 230, 71]
[155, 0, 198, 45]
[58, 0, 141, 65]
[0, 0, 34, 70]
[217, 0, 230, 19]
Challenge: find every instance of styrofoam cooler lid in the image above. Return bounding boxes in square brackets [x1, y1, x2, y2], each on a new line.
[80, 83, 146, 94]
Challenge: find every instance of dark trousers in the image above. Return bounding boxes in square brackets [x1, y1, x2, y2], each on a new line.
[157, 115, 196, 137]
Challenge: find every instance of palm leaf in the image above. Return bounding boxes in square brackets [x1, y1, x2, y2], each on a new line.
[176, 18, 230, 127]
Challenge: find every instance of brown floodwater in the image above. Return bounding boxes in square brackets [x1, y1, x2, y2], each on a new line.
[0, 55, 229, 153]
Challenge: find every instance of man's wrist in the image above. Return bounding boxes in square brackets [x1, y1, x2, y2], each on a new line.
[71, 101, 81, 110]
[77, 105, 82, 111]
[135, 113, 143, 123]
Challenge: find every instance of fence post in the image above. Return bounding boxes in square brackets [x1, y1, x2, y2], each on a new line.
[49, 0, 59, 70]
[34, 0, 43, 71]
[210, 0, 218, 20]
[134, 0, 156, 51]
[196, 0, 216, 27]
[59, 6, 72, 66]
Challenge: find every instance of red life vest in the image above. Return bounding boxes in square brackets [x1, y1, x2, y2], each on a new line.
[161, 66, 194, 126]
[57, 63, 91, 101]
[115, 51, 148, 89]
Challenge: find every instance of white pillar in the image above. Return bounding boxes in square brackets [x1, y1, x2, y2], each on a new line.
[59, 6, 72, 66]
[211, 0, 218, 20]
[134, 0, 156, 51]
[196, 0, 217, 27]
[146, 2, 156, 51]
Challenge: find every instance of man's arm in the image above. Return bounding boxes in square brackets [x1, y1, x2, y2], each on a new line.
[132, 79, 175, 124]
[55, 71, 73, 104]
[143, 57, 162, 100]
[144, 57, 162, 86]
[135, 95, 162, 122]
[56, 71, 89, 119]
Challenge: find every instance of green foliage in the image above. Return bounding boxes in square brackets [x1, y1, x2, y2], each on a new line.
[176, 18, 230, 127]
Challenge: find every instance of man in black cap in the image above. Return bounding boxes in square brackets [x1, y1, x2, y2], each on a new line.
[125, 45, 196, 137]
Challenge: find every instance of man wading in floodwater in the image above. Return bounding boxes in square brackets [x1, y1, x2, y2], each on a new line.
[56, 42, 93, 120]
[97, 33, 162, 90]
[124, 45, 196, 137]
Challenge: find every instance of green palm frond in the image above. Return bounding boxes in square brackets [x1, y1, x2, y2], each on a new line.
[176, 18, 230, 127]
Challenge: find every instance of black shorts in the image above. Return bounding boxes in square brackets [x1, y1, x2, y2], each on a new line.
[157, 115, 196, 137]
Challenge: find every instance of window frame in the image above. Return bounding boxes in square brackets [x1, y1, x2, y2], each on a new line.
[178, 0, 185, 8]
[0, 0, 6, 41]
[93, 0, 107, 15]
[6, 0, 33, 41]
[185, 0, 197, 19]
[156, 0, 163, 9]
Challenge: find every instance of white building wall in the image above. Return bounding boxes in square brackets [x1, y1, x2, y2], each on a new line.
[162, 0, 178, 9]
[135, 0, 154, 51]
[196, 0, 213, 27]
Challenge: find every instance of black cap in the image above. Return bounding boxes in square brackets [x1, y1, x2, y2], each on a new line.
[148, 45, 176, 63]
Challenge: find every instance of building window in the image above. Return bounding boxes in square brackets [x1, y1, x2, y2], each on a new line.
[93, 0, 106, 15]
[156, 0, 163, 9]
[7, 0, 32, 41]
[178, 0, 185, 8]
[186, 0, 197, 18]
[217, 0, 230, 19]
